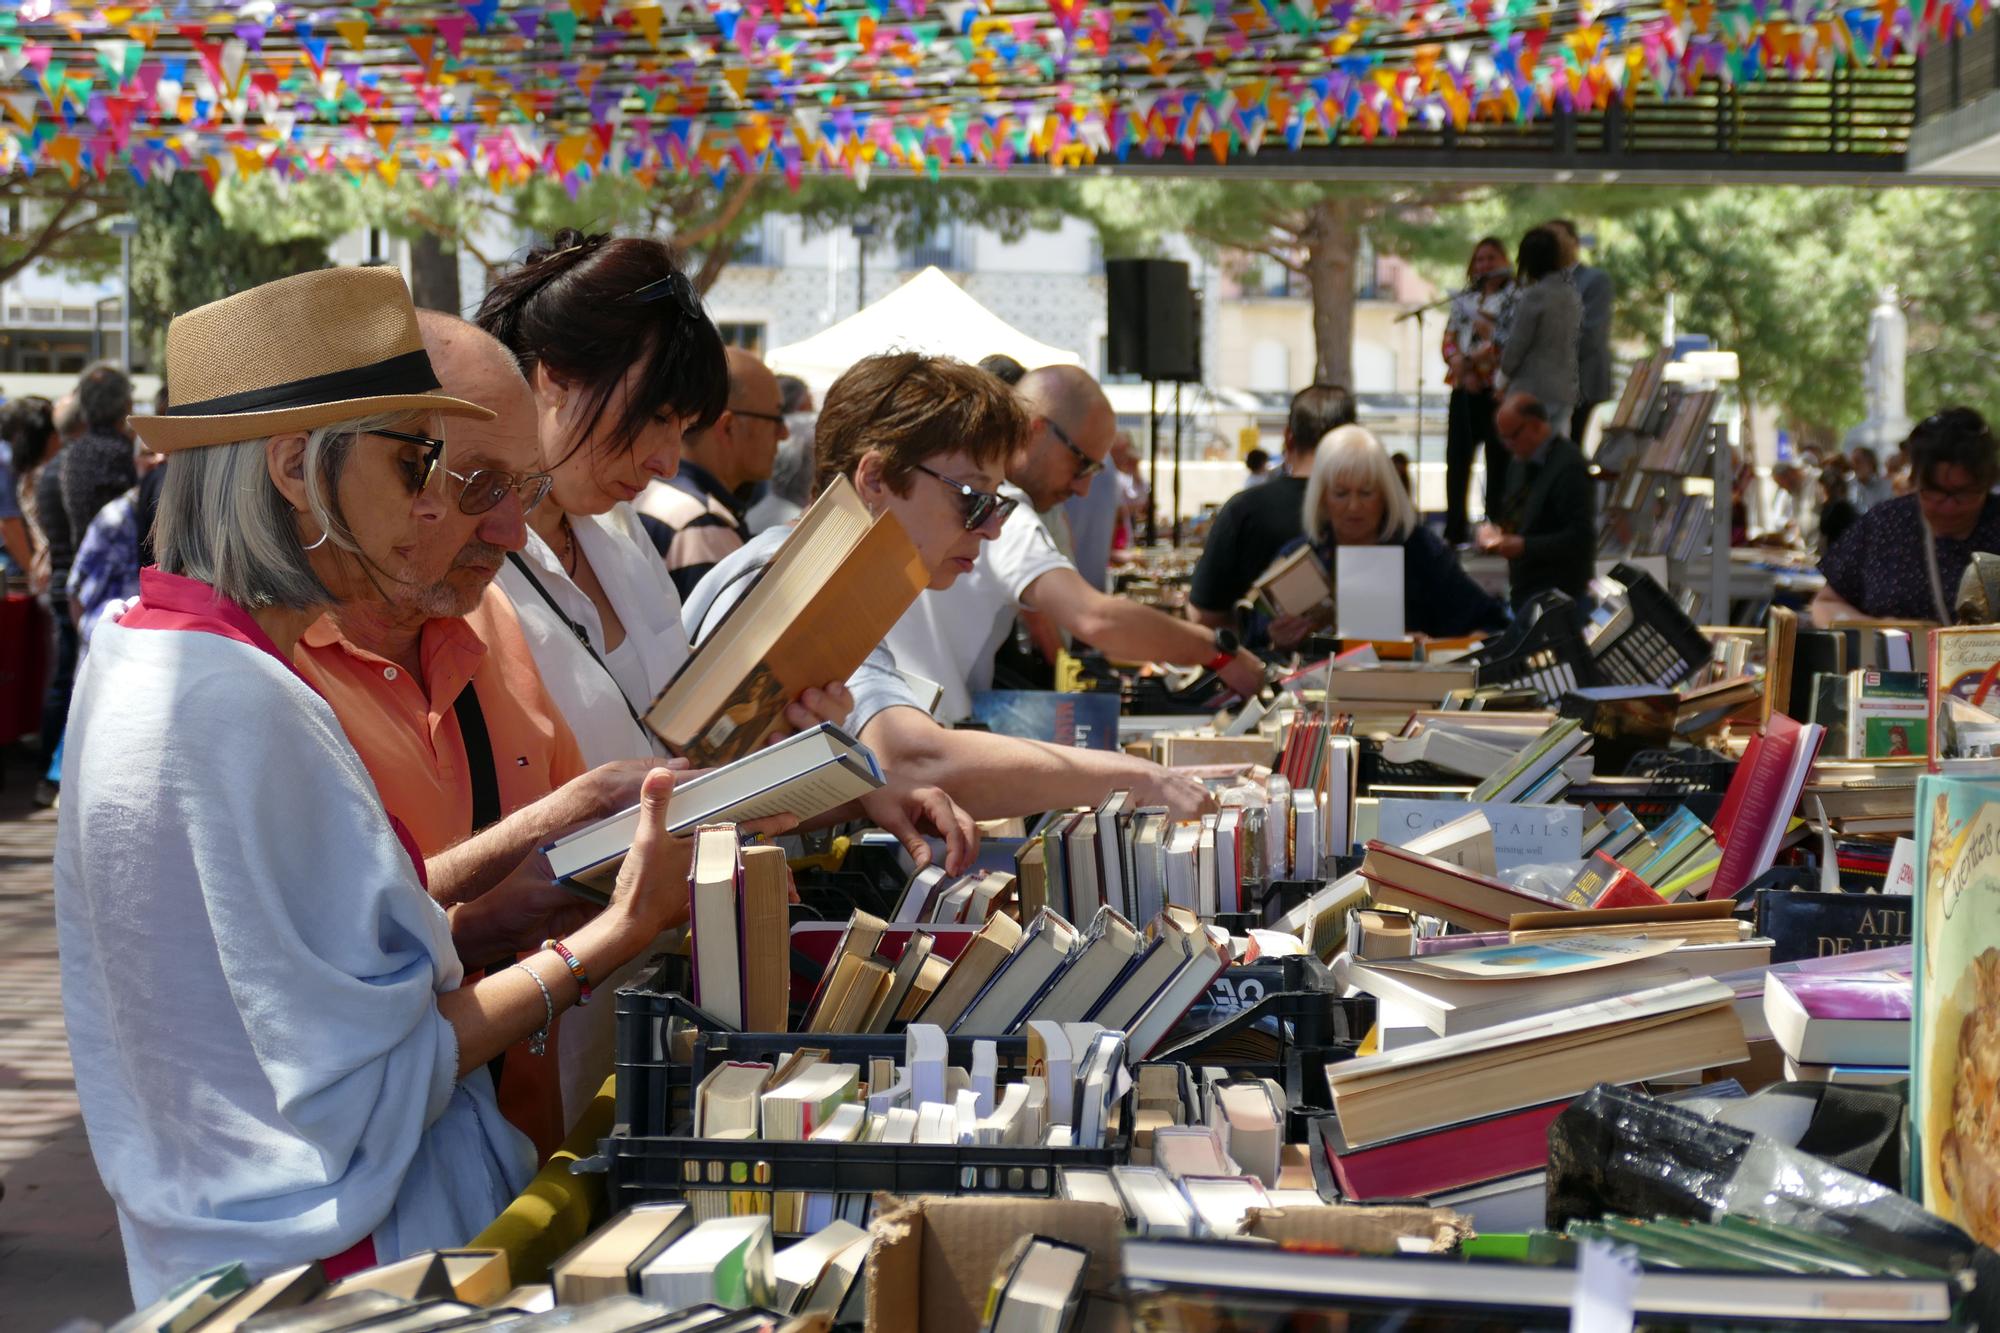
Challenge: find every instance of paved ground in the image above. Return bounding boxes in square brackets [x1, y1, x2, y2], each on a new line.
[0, 747, 129, 1329]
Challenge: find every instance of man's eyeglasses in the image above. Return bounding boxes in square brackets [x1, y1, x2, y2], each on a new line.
[727, 406, 787, 426]
[622, 270, 706, 322]
[373, 429, 554, 517]
[912, 463, 1018, 532]
[1046, 416, 1102, 480]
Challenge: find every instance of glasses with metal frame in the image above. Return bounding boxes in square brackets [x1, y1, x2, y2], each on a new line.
[1045, 416, 1103, 480]
[726, 405, 787, 426]
[621, 269, 706, 321]
[373, 429, 554, 516]
[911, 463, 1019, 532]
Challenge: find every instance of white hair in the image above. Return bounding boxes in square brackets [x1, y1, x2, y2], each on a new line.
[154, 413, 404, 611]
[1301, 424, 1417, 545]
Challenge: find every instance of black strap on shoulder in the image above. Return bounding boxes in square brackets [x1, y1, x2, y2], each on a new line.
[505, 549, 651, 738]
[452, 684, 503, 835]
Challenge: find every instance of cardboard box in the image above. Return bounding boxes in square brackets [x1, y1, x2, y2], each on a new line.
[865, 1196, 1126, 1333]
[1241, 1204, 1473, 1255]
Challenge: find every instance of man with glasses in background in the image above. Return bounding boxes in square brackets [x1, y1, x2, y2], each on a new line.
[639, 345, 789, 597]
[886, 363, 1268, 723]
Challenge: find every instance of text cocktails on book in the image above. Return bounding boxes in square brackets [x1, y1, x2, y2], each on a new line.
[1914, 773, 2000, 1247]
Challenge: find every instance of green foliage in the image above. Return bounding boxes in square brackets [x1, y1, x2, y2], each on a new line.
[1590, 187, 2000, 442]
[129, 176, 330, 368]
[0, 172, 130, 285]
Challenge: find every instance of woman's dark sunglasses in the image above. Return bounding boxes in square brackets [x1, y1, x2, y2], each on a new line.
[374, 429, 554, 516]
[912, 463, 1018, 531]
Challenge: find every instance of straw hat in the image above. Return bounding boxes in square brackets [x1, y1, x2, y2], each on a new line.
[134, 266, 495, 454]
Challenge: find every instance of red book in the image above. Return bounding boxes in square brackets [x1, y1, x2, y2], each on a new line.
[1325, 1098, 1572, 1201]
[1591, 868, 1666, 910]
[1708, 713, 1823, 900]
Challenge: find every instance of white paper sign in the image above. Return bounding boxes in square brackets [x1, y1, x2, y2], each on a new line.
[1377, 798, 1583, 874]
[1336, 545, 1405, 640]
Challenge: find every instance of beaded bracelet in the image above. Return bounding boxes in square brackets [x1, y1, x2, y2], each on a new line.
[512, 960, 554, 1056]
[545, 937, 593, 1006]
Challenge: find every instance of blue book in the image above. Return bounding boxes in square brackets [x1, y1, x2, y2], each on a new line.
[971, 690, 1121, 751]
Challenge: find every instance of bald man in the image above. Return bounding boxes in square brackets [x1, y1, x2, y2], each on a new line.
[884, 364, 1267, 722]
[293, 311, 664, 1155]
[637, 345, 789, 597]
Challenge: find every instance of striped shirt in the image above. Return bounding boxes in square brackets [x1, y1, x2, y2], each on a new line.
[635, 461, 747, 599]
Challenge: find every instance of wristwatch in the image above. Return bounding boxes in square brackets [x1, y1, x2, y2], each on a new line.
[1205, 627, 1240, 673]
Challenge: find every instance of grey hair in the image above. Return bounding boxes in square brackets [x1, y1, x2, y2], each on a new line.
[1302, 424, 1418, 545]
[769, 418, 816, 507]
[154, 413, 404, 611]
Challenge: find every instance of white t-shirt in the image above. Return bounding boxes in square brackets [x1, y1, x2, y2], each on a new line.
[882, 483, 1075, 723]
[497, 502, 690, 768]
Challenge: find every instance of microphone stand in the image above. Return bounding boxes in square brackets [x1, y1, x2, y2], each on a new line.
[1394, 291, 1457, 497]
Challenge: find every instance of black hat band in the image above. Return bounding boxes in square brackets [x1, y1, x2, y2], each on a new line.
[166, 349, 442, 418]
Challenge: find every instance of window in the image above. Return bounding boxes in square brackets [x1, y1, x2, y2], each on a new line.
[902, 223, 964, 271]
[1248, 339, 1291, 393]
[1355, 233, 1382, 301]
[732, 218, 782, 267]
[715, 322, 766, 354]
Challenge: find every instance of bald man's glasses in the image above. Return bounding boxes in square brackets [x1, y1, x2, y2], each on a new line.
[372, 429, 553, 516]
[1046, 417, 1102, 480]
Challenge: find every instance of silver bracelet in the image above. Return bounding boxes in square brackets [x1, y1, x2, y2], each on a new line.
[512, 960, 554, 1057]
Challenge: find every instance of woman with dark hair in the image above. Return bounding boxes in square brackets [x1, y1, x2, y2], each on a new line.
[479, 232, 974, 866]
[1816, 407, 2000, 624]
[1441, 236, 1516, 543]
[1498, 227, 1581, 434]
[478, 231, 806, 767]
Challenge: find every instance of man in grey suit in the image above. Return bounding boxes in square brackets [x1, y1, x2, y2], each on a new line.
[1550, 219, 1613, 448]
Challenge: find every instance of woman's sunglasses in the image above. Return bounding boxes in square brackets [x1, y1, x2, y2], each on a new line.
[374, 429, 554, 516]
[912, 463, 1018, 532]
[622, 270, 707, 322]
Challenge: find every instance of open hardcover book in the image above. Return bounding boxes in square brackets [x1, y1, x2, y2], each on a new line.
[648, 475, 932, 765]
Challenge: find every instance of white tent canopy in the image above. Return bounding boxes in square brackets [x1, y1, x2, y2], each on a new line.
[765, 266, 1083, 390]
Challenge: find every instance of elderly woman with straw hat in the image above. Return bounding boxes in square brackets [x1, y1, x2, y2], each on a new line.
[55, 268, 694, 1303]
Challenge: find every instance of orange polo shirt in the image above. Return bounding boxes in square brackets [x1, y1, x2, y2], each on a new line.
[294, 582, 587, 1161]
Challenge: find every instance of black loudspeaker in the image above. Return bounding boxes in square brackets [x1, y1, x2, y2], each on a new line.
[1106, 258, 1199, 382]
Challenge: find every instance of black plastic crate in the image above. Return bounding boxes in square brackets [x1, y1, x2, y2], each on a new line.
[600, 1133, 1125, 1215]
[1590, 562, 1714, 690]
[1470, 592, 1600, 702]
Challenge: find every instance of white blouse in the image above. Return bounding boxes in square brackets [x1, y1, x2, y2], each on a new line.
[497, 502, 690, 769]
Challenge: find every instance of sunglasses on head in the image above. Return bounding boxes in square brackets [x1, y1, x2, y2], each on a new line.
[912, 462, 1018, 532]
[373, 429, 554, 517]
[621, 270, 706, 322]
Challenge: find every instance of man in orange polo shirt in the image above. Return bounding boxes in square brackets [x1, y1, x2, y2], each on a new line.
[294, 312, 666, 1158]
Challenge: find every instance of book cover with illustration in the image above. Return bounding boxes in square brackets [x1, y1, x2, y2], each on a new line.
[1913, 773, 2000, 1247]
[971, 691, 1121, 751]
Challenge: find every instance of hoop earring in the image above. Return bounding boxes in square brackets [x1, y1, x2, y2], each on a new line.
[302, 531, 330, 552]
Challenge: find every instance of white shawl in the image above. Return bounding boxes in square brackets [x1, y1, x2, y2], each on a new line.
[55, 615, 535, 1303]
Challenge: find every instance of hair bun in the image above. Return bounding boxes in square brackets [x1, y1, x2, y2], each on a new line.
[523, 228, 610, 270]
